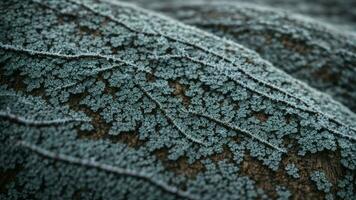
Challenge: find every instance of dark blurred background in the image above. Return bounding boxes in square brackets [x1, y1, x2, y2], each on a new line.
[123, 0, 356, 32]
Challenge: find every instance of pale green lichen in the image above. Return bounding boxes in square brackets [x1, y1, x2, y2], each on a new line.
[285, 163, 299, 179]
[136, 0, 356, 112]
[276, 186, 291, 200]
[310, 171, 332, 195]
[0, 0, 355, 199]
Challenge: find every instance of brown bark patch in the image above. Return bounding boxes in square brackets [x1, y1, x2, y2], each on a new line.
[239, 136, 344, 200]
[313, 67, 340, 84]
[153, 148, 204, 179]
[0, 166, 22, 194]
[169, 80, 190, 107]
[253, 112, 269, 122]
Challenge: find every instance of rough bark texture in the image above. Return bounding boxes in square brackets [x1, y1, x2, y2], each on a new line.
[0, 0, 355, 200]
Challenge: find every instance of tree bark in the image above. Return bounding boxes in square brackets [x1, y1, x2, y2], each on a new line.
[0, 0, 355, 199]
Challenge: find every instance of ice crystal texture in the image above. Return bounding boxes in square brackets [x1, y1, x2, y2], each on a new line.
[131, 0, 356, 112]
[0, 0, 355, 199]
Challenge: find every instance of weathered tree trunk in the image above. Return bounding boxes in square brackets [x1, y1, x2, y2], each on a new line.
[0, 0, 355, 200]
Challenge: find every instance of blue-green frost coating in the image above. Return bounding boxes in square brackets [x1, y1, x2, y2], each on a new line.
[0, 0, 355, 199]
[133, 1, 356, 112]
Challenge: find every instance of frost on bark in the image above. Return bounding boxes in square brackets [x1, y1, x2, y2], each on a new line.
[0, 0, 355, 200]
[126, 0, 356, 113]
